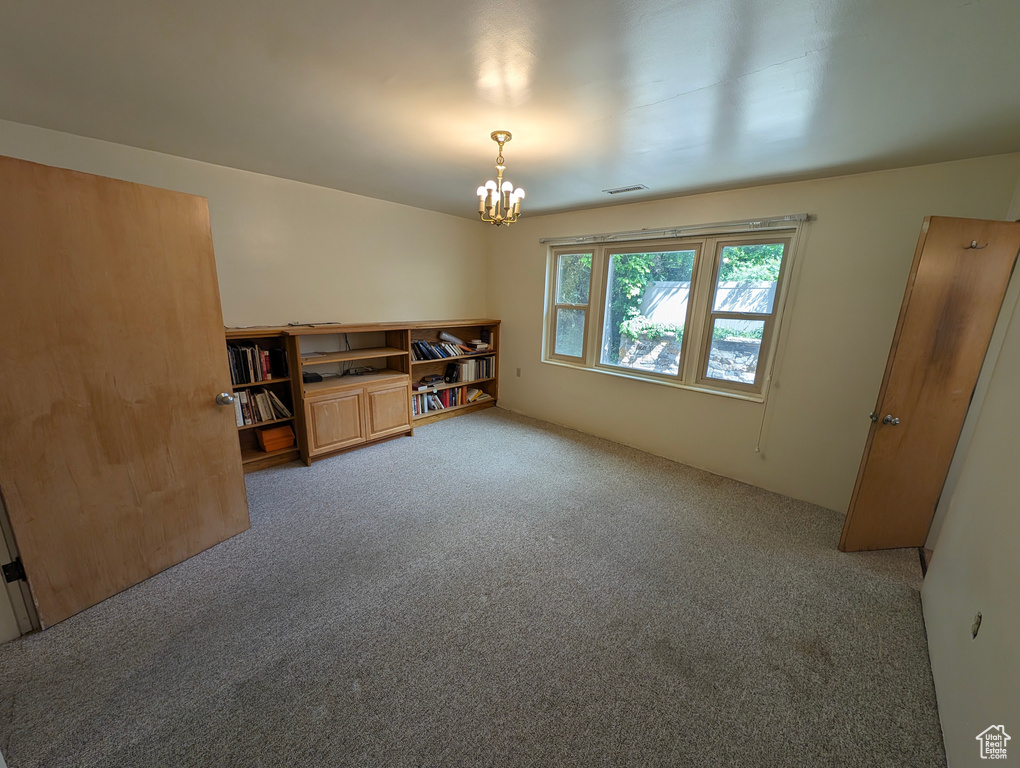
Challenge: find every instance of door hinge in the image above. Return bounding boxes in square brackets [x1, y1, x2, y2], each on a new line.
[2, 557, 26, 583]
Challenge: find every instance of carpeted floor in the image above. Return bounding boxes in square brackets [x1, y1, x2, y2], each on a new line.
[0, 409, 945, 767]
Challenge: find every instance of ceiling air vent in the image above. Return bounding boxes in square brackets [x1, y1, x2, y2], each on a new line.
[602, 184, 649, 195]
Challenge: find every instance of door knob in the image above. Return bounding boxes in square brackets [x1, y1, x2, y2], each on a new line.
[869, 412, 879, 422]
[216, 392, 235, 406]
[882, 414, 900, 425]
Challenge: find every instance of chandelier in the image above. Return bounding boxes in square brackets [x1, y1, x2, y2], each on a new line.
[476, 130, 525, 226]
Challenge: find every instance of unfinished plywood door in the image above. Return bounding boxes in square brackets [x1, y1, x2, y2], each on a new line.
[839, 217, 1020, 552]
[0, 156, 250, 627]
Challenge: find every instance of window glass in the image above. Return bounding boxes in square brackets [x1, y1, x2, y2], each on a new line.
[555, 308, 586, 357]
[705, 319, 765, 384]
[545, 232, 794, 398]
[713, 244, 784, 313]
[600, 250, 695, 375]
[556, 253, 592, 305]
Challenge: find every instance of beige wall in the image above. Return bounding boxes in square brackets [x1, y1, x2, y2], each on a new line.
[921, 293, 1020, 766]
[486, 154, 1020, 512]
[0, 120, 488, 326]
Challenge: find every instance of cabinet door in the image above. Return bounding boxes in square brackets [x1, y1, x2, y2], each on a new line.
[366, 383, 412, 440]
[305, 390, 366, 456]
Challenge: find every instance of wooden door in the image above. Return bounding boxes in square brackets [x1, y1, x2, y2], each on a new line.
[0, 156, 250, 627]
[365, 382, 412, 439]
[839, 217, 1020, 552]
[305, 390, 366, 455]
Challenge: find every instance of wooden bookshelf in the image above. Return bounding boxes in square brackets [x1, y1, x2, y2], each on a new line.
[232, 377, 290, 389]
[303, 369, 408, 395]
[224, 320, 500, 469]
[225, 330, 301, 473]
[409, 321, 499, 425]
[413, 398, 495, 426]
[412, 376, 496, 394]
[410, 351, 494, 364]
[301, 347, 408, 366]
[237, 416, 294, 431]
[293, 328, 412, 463]
[240, 443, 300, 468]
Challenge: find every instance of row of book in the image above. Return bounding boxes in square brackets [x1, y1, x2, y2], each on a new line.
[411, 340, 492, 361]
[228, 344, 289, 385]
[412, 386, 491, 416]
[234, 388, 293, 427]
[443, 356, 494, 383]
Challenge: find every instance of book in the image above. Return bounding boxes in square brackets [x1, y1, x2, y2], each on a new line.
[267, 390, 292, 418]
[260, 392, 276, 421]
[233, 398, 243, 427]
[254, 391, 273, 422]
[238, 390, 254, 425]
[268, 347, 289, 378]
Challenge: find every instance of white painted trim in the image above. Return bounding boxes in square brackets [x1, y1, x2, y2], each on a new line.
[537, 214, 809, 245]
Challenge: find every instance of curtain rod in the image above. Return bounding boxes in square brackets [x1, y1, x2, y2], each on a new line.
[538, 214, 810, 246]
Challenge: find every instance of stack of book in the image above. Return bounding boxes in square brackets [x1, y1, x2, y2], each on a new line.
[228, 344, 289, 384]
[411, 386, 491, 416]
[234, 388, 293, 427]
[411, 340, 490, 361]
[441, 356, 494, 383]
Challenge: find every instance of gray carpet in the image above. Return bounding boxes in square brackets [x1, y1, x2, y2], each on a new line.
[0, 408, 945, 767]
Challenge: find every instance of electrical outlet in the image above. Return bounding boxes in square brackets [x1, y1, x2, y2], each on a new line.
[516, 367, 521, 377]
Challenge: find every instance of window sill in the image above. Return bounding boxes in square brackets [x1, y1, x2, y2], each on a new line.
[540, 357, 767, 403]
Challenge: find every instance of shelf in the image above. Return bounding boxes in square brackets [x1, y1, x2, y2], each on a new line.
[231, 377, 290, 390]
[303, 369, 408, 396]
[237, 416, 295, 431]
[241, 444, 300, 465]
[411, 351, 495, 365]
[413, 377, 495, 393]
[300, 346, 408, 366]
[413, 398, 495, 421]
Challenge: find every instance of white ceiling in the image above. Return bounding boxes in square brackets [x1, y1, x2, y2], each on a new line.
[2, 0, 1018, 218]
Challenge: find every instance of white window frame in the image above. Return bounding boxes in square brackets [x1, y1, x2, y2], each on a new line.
[546, 250, 595, 364]
[542, 228, 800, 401]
